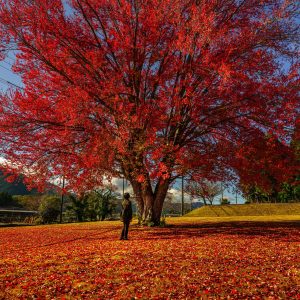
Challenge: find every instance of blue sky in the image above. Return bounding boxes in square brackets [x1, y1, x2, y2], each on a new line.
[0, 52, 22, 91]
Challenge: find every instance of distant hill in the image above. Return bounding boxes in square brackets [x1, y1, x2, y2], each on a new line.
[0, 171, 37, 195]
[186, 203, 300, 217]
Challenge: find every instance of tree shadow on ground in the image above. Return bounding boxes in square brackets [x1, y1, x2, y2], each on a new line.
[0, 223, 33, 228]
[7, 221, 300, 251]
[141, 221, 300, 242]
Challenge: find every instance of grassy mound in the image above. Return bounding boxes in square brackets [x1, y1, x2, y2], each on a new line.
[185, 203, 300, 217]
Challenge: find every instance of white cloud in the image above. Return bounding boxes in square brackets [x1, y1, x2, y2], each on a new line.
[111, 177, 133, 195]
[168, 187, 191, 203]
[0, 157, 7, 165]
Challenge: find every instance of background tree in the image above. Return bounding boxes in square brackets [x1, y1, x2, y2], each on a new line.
[66, 187, 118, 221]
[12, 195, 44, 210]
[0, 0, 299, 225]
[278, 183, 299, 203]
[242, 183, 300, 203]
[91, 189, 118, 221]
[66, 193, 88, 222]
[237, 126, 300, 203]
[38, 195, 61, 224]
[241, 185, 269, 204]
[220, 197, 230, 205]
[185, 180, 222, 205]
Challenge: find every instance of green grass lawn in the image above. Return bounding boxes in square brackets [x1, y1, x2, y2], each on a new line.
[185, 203, 300, 217]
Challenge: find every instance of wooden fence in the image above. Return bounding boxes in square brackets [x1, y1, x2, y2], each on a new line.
[0, 209, 38, 224]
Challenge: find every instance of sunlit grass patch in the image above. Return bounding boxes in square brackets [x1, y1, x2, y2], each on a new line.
[185, 203, 300, 217]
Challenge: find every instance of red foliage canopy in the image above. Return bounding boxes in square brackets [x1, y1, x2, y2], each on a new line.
[235, 132, 299, 193]
[0, 0, 299, 221]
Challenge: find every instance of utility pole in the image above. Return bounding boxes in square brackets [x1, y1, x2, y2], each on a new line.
[60, 176, 65, 224]
[236, 190, 238, 204]
[221, 182, 224, 202]
[181, 176, 184, 216]
[221, 182, 224, 200]
[122, 176, 125, 198]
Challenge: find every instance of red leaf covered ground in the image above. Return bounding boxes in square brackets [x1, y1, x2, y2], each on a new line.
[0, 218, 299, 299]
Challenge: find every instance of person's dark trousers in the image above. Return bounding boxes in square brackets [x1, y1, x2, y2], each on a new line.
[120, 221, 130, 240]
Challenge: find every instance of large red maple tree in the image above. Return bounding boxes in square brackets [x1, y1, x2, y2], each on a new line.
[0, 0, 299, 224]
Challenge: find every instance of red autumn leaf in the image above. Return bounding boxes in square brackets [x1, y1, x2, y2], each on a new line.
[0, 0, 298, 224]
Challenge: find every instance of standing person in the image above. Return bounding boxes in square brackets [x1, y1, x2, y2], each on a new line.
[120, 192, 133, 240]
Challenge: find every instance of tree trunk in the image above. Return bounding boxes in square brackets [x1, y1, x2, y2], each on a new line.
[131, 181, 144, 224]
[141, 183, 154, 224]
[130, 178, 170, 226]
[152, 179, 170, 225]
[201, 197, 207, 205]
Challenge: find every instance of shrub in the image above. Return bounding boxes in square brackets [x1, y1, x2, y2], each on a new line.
[24, 215, 41, 225]
[220, 198, 230, 205]
[147, 221, 155, 227]
[159, 215, 167, 227]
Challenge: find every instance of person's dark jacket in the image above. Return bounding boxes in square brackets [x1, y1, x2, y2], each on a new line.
[120, 199, 132, 223]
